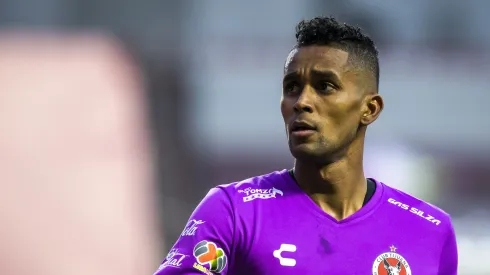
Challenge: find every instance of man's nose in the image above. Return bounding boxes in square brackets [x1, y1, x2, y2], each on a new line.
[293, 87, 314, 113]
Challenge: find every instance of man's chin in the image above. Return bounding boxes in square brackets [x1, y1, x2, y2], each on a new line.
[289, 143, 338, 165]
[289, 144, 321, 159]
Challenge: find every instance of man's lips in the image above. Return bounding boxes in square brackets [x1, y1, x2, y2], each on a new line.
[290, 121, 317, 137]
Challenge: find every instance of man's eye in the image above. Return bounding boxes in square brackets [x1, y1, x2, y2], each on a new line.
[319, 82, 335, 93]
[284, 82, 299, 94]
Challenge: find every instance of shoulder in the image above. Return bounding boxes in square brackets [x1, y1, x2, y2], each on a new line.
[380, 181, 454, 234]
[194, 170, 288, 219]
[214, 170, 289, 204]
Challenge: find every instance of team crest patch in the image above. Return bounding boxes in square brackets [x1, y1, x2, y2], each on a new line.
[372, 245, 412, 275]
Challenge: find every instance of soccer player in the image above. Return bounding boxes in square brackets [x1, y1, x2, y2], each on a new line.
[155, 16, 458, 275]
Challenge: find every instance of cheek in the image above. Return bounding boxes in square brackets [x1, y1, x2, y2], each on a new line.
[280, 100, 291, 121]
[322, 97, 361, 128]
[333, 92, 361, 111]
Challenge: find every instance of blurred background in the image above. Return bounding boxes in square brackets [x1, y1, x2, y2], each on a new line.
[0, 0, 489, 274]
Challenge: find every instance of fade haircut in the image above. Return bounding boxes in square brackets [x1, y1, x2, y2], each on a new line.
[293, 16, 379, 89]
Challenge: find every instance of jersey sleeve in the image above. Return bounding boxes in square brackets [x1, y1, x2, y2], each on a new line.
[438, 218, 458, 275]
[154, 187, 235, 275]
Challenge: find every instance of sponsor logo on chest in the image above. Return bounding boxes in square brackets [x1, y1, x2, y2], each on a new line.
[387, 198, 441, 226]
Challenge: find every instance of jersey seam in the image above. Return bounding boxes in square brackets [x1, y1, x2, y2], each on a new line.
[217, 186, 237, 271]
[436, 214, 453, 274]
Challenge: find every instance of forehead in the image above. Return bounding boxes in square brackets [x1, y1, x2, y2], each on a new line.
[284, 45, 350, 75]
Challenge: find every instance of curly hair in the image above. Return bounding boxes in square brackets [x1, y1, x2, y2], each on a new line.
[294, 16, 379, 88]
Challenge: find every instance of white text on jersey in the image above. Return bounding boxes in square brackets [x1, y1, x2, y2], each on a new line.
[388, 198, 441, 226]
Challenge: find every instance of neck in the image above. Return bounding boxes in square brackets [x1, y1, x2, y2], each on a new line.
[293, 137, 367, 221]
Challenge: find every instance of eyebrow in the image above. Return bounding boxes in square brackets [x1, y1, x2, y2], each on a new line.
[283, 69, 342, 84]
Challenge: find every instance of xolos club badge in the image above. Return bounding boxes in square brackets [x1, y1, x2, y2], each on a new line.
[372, 245, 412, 275]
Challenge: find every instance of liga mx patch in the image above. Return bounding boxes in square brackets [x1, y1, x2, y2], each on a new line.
[372, 245, 412, 275]
[193, 240, 227, 273]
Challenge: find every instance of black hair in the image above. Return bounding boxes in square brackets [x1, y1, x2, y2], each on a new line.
[294, 16, 379, 88]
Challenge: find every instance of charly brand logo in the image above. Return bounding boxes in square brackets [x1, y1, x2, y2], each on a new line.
[181, 219, 205, 237]
[158, 248, 186, 270]
[193, 240, 227, 273]
[238, 187, 284, 202]
[372, 245, 412, 275]
[273, 243, 297, 267]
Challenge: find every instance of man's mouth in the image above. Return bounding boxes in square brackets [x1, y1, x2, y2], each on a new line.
[290, 121, 317, 137]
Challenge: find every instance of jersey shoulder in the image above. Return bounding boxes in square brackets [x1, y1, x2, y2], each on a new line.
[215, 169, 288, 204]
[381, 181, 453, 231]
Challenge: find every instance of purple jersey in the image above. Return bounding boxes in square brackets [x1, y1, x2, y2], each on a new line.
[155, 170, 457, 275]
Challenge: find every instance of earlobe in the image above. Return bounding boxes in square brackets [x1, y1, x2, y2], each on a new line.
[360, 94, 383, 126]
[360, 111, 372, 126]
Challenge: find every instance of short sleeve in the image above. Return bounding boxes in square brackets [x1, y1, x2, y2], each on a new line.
[154, 187, 235, 275]
[438, 218, 458, 275]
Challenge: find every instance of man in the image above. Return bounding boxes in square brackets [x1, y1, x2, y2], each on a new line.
[155, 16, 458, 275]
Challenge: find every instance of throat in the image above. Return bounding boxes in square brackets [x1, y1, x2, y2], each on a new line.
[310, 193, 364, 221]
[288, 169, 376, 221]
